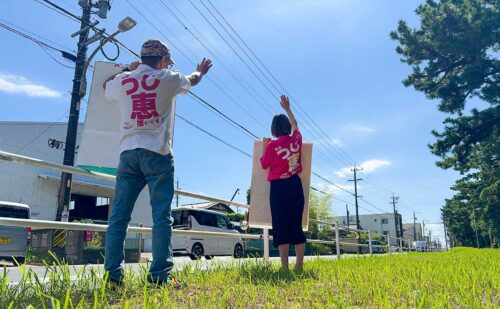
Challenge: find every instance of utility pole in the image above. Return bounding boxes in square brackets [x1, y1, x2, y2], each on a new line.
[413, 212, 417, 241]
[56, 0, 111, 223]
[348, 165, 362, 253]
[422, 220, 426, 242]
[230, 188, 240, 212]
[52, 0, 114, 252]
[55, 1, 92, 223]
[176, 178, 180, 208]
[390, 194, 400, 242]
[348, 165, 363, 230]
[345, 204, 350, 228]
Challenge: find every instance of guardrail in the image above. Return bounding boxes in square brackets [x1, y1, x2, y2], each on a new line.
[0, 149, 414, 263]
[0, 150, 249, 209]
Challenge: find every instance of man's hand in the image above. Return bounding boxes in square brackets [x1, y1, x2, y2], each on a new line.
[196, 58, 212, 75]
[103, 61, 141, 89]
[280, 95, 290, 111]
[129, 61, 140, 71]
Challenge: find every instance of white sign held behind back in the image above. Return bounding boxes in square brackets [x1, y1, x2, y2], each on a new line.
[77, 61, 125, 172]
[249, 140, 312, 231]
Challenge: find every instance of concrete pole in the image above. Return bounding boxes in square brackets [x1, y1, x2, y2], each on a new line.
[263, 228, 269, 263]
[335, 221, 341, 259]
[368, 230, 373, 256]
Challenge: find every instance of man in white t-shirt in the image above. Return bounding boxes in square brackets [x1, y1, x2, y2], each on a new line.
[103, 39, 212, 287]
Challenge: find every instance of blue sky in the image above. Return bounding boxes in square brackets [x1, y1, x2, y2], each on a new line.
[0, 0, 460, 245]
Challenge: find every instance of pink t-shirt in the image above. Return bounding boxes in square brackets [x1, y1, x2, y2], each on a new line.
[260, 129, 303, 181]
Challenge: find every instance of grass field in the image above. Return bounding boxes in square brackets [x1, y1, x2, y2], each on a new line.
[1, 247, 499, 308]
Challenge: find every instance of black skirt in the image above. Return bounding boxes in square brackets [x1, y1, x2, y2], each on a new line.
[269, 174, 306, 247]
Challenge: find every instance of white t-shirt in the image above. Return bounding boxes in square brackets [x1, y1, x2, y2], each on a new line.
[104, 64, 190, 156]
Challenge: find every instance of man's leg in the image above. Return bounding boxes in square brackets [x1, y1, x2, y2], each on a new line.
[142, 151, 175, 281]
[104, 150, 145, 282]
[278, 244, 290, 270]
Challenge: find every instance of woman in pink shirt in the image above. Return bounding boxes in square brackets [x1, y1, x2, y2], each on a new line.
[260, 95, 306, 271]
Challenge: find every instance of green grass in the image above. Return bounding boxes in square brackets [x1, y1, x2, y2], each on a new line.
[1, 248, 499, 308]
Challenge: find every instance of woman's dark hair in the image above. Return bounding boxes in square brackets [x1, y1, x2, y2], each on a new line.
[141, 56, 163, 68]
[271, 114, 292, 137]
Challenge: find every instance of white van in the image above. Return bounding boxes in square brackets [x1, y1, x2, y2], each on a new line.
[0, 202, 30, 264]
[411, 241, 428, 252]
[172, 208, 244, 260]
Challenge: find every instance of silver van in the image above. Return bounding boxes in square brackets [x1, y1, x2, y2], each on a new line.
[172, 208, 244, 260]
[0, 201, 30, 264]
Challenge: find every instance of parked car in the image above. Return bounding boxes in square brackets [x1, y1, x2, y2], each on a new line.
[0, 201, 30, 264]
[172, 208, 244, 260]
[411, 241, 428, 252]
[361, 240, 385, 254]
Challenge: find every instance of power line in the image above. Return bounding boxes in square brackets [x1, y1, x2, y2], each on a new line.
[188, 92, 259, 139]
[0, 18, 74, 53]
[155, 0, 278, 117]
[176, 113, 253, 158]
[197, 0, 405, 214]
[6, 110, 69, 157]
[125, 0, 269, 133]
[31, 0, 389, 216]
[189, 0, 357, 172]
[359, 196, 387, 213]
[0, 21, 76, 68]
[0, 21, 69, 55]
[34, 0, 82, 22]
[155, 3, 389, 213]
[155, 0, 356, 177]
[36, 43, 74, 69]
[201, 0, 356, 168]
[311, 172, 354, 196]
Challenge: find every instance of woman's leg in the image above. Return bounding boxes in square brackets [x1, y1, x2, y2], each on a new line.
[278, 243, 290, 269]
[291, 176, 306, 271]
[294, 242, 305, 271]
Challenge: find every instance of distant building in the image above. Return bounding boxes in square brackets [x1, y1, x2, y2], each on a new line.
[335, 213, 403, 245]
[402, 223, 423, 242]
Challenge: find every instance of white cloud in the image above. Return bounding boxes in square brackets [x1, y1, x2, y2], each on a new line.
[313, 137, 345, 148]
[330, 138, 344, 148]
[0, 74, 61, 98]
[354, 126, 375, 133]
[336, 159, 391, 177]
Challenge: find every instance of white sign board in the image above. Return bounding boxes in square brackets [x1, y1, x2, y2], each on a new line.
[248, 140, 312, 230]
[77, 61, 125, 174]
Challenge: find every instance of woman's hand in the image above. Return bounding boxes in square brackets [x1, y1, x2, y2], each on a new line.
[280, 95, 290, 111]
[262, 137, 271, 152]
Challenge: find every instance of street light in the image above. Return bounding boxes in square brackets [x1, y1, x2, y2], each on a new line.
[79, 16, 137, 96]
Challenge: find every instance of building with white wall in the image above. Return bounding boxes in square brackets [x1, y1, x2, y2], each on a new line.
[335, 213, 403, 245]
[0, 121, 154, 250]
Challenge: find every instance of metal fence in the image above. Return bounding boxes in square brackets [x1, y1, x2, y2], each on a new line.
[0, 149, 417, 263]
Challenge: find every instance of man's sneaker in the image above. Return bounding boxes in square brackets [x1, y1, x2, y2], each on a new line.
[148, 274, 187, 288]
[106, 278, 125, 290]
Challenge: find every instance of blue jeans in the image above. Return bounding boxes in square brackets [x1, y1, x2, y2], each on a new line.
[104, 148, 174, 282]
